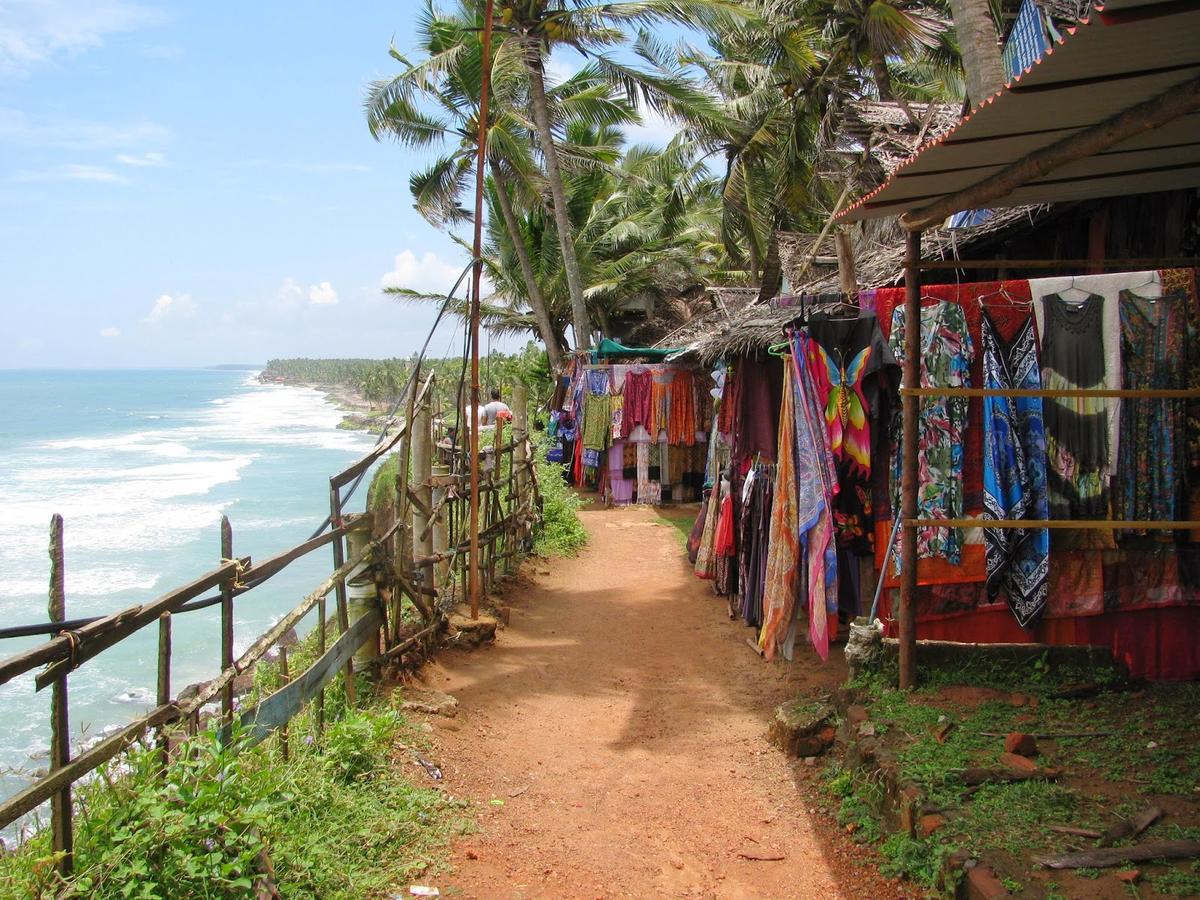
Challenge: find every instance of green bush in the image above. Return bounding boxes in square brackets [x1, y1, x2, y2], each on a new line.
[532, 439, 587, 557]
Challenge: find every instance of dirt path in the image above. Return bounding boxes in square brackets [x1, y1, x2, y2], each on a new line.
[415, 501, 897, 899]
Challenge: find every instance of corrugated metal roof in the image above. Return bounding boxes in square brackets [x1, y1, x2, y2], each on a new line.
[839, 0, 1200, 223]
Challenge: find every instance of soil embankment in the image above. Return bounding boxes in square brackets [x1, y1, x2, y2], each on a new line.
[412, 501, 913, 899]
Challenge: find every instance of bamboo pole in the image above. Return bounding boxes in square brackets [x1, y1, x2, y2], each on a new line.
[903, 387, 1200, 399]
[329, 484, 354, 709]
[467, 0, 495, 621]
[431, 464, 450, 598]
[909, 256, 1200, 271]
[899, 230, 921, 690]
[911, 518, 1200, 530]
[220, 516, 234, 724]
[413, 394, 433, 603]
[47, 515, 72, 876]
[156, 613, 171, 774]
[278, 646, 290, 762]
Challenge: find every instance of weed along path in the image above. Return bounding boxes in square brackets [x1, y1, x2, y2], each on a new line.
[407, 501, 906, 899]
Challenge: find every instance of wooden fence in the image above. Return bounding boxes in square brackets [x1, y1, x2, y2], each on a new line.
[0, 373, 538, 876]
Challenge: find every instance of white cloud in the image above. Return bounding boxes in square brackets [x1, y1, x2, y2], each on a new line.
[380, 250, 467, 294]
[14, 163, 127, 183]
[307, 281, 338, 306]
[115, 151, 164, 167]
[0, 1, 164, 73]
[0, 107, 170, 151]
[276, 276, 303, 308]
[98, 325, 120, 338]
[144, 293, 195, 323]
[624, 106, 680, 148]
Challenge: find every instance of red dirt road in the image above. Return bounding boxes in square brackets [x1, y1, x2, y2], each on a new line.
[416, 501, 904, 899]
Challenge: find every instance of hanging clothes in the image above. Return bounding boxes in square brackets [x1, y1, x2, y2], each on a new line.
[1040, 293, 1111, 535]
[791, 331, 840, 660]
[737, 468, 772, 628]
[669, 369, 698, 446]
[1160, 268, 1200, 541]
[889, 301, 973, 565]
[732, 355, 783, 466]
[760, 360, 802, 660]
[1113, 290, 1192, 531]
[622, 369, 652, 439]
[649, 377, 669, 439]
[981, 311, 1050, 628]
[805, 312, 899, 554]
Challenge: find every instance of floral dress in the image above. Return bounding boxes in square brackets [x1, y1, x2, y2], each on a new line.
[889, 302, 973, 564]
[1113, 290, 1191, 532]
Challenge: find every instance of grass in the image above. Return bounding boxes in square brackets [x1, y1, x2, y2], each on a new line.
[827, 666, 1200, 896]
[0, 693, 470, 898]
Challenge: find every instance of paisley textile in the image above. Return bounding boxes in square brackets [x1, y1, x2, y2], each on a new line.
[981, 312, 1050, 628]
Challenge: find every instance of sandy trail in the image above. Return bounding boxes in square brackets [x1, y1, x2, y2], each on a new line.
[418, 501, 882, 899]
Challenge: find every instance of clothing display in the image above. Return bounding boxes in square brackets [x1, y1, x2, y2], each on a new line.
[889, 301, 973, 565]
[1113, 290, 1190, 531]
[981, 311, 1050, 628]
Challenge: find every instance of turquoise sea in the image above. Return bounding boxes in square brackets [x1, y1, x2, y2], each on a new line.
[0, 369, 378, 830]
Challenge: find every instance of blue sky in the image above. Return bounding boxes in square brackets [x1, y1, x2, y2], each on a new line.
[0, 2, 679, 368]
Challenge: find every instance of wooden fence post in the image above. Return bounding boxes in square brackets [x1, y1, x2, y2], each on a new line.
[220, 516, 234, 724]
[278, 646, 290, 762]
[431, 464, 450, 598]
[412, 395, 433, 610]
[47, 515, 72, 877]
[157, 612, 171, 773]
[329, 483, 355, 710]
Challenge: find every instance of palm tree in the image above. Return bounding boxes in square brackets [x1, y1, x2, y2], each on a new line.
[494, 0, 735, 350]
[946, 0, 1003, 107]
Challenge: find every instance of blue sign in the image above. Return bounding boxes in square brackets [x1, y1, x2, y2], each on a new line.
[1002, 0, 1050, 82]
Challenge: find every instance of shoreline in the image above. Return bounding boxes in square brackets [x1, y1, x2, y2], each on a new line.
[261, 374, 395, 434]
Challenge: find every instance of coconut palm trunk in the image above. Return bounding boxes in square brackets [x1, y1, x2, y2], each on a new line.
[948, 0, 1005, 107]
[491, 165, 565, 372]
[524, 46, 593, 350]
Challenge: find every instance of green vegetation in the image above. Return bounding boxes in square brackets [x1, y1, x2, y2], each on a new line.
[532, 439, 587, 557]
[825, 674, 1200, 895]
[0, 702, 468, 898]
[262, 342, 554, 419]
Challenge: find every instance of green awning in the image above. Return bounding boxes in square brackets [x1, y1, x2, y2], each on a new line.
[591, 338, 681, 361]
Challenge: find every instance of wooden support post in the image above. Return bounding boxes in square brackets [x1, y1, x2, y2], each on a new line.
[219, 516, 234, 724]
[836, 230, 858, 296]
[412, 396, 433, 602]
[329, 484, 355, 709]
[47, 515, 72, 877]
[431, 464, 450, 597]
[156, 612, 171, 773]
[899, 230, 922, 690]
[315, 594, 326, 737]
[512, 384, 529, 553]
[278, 646, 290, 762]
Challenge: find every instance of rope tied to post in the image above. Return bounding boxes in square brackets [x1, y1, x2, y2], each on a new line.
[220, 558, 248, 591]
[57, 629, 81, 668]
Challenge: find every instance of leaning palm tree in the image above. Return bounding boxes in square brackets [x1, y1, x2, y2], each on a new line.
[364, 0, 639, 370]
[494, 0, 735, 350]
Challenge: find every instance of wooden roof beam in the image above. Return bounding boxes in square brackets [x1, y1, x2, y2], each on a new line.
[899, 74, 1200, 232]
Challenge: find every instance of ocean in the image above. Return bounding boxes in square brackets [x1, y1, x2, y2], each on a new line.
[0, 369, 379, 824]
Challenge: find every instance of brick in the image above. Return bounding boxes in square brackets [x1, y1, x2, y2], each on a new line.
[965, 864, 1008, 900]
[1003, 732, 1038, 757]
[846, 705, 869, 724]
[1115, 869, 1141, 884]
[999, 751, 1039, 773]
[919, 813, 947, 837]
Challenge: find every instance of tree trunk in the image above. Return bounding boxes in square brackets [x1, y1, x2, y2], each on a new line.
[491, 165, 564, 373]
[523, 44, 592, 350]
[948, 0, 1005, 108]
[871, 50, 920, 127]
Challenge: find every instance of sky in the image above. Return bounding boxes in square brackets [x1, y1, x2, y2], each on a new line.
[0, 1, 680, 368]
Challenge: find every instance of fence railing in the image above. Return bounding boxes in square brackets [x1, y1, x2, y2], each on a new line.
[0, 372, 538, 876]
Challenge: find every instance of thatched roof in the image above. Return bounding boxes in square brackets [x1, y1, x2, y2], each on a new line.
[675, 205, 1052, 362]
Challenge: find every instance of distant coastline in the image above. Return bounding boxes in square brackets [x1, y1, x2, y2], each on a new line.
[259, 370, 393, 435]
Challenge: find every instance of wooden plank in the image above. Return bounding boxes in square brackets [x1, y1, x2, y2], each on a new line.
[903, 387, 1200, 399]
[239, 527, 342, 586]
[29, 560, 242, 691]
[156, 612, 171, 772]
[47, 515, 72, 876]
[908, 518, 1200, 529]
[238, 608, 382, 744]
[910, 257, 1200, 271]
[899, 229, 921, 690]
[1037, 840, 1200, 870]
[329, 485, 354, 709]
[0, 703, 178, 830]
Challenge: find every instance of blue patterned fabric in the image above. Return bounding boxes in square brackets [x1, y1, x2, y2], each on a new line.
[981, 312, 1050, 628]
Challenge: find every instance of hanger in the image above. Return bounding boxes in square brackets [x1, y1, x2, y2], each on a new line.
[977, 283, 1031, 309]
[1125, 269, 1159, 296]
[767, 340, 791, 357]
[1059, 271, 1092, 303]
